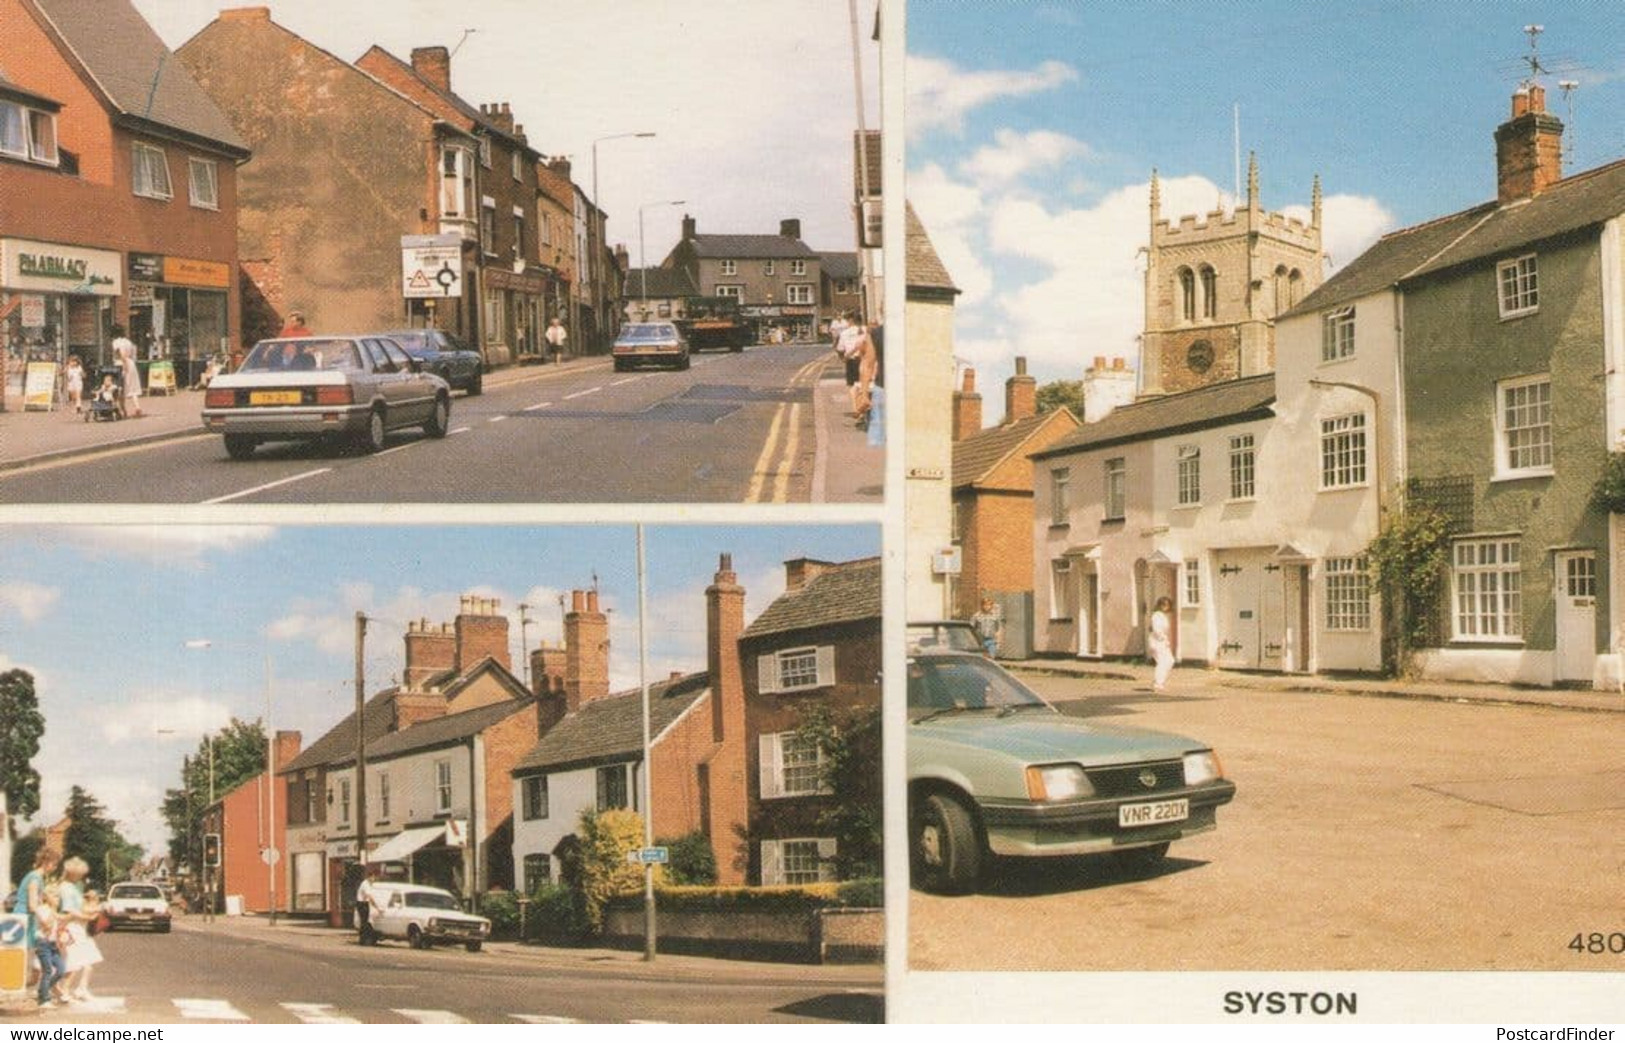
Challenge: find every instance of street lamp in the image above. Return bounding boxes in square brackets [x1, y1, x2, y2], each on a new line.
[638, 200, 686, 317]
[159, 728, 214, 922]
[591, 132, 656, 348]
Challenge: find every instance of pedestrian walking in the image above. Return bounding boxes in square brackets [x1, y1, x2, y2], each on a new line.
[278, 310, 312, 338]
[64, 355, 84, 415]
[836, 315, 869, 417]
[355, 864, 382, 944]
[111, 325, 141, 418]
[57, 857, 103, 1004]
[33, 885, 68, 1008]
[12, 847, 58, 995]
[545, 317, 568, 363]
[1149, 596, 1176, 693]
[970, 596, 1004, 658]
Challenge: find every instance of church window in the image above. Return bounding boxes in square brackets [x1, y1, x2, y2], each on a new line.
[1199, 265, 1217, 320]
[1178, 268, 1195, 322]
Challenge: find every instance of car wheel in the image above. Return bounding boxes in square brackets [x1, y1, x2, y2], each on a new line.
[223, 434, 257, 460]
[677, 352, 691, 371]
[613, 359, 628, 372]
[438, 367, 453, 388]
[912, 792, 982, 894]
[468, 370, 483, 396]
[157, 923, 170, 934]
[423, 395, 450, 438]
[357, 407, 387, 453]
[464, 941, 482, 953]
[1110, 842, 1170, 876]
[408, 924, 427, 950]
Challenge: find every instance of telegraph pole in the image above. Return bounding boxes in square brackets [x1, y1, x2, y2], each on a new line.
[637, 525, 656, 962]
[355, 613, 368, 866]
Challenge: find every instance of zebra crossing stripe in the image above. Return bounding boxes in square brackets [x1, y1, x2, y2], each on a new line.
[174, 998, 250, 1021]
[282, 1002, 360, 1024]
[394, 1009, 468, 1024]
[69, 996, 126, 1014]
[511, 1015, 582, 1024]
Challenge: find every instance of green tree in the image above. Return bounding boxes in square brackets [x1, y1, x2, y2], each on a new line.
[0, 668, 45, 825]
[654, 829, 717, 886]
[575, 807, 648, 932]
[793, 703, 882, 881]
[1036, 380, 1086, 419]
[10, 826, 44, 885]
[160, 718, 267, 870]
[61, 786, 143, 888]
[1366, 501, 1454, 675]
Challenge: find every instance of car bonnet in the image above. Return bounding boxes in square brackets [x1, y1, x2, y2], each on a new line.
[911, 712, 1206, 764]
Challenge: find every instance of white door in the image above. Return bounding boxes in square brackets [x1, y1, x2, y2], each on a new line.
[1259, 561, 1287, 670]
[1555, 551, 1597, 683]
[1077, 570, 1100, 657]
[1214, 551, 1261, 669]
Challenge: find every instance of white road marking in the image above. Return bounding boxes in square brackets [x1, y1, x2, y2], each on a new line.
[523, 401, 552, 411]
[449, 426, 473, 435]
[563, 386, 601, 400]
[488, 415, 507, 423]
[610, 377, 639, 386]
[69, 996, 126, 1013]
[283, 1002, 360, 1024]
[201, 468, 332, 504]
[395, 1009, 469, 1024]
[175, 998, 250, 1021]
[512, 1015, 583, 1024]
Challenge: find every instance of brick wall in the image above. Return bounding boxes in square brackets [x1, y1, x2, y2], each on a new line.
[648, 693, 710, 844]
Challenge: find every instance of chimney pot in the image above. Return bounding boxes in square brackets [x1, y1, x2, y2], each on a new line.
[1094, 355, 1106, 369]
[587, 590, 599, 613]
[572, 590, 585, 612]
[220, 6, 271, 21]
[1015, 356, 1028, 376]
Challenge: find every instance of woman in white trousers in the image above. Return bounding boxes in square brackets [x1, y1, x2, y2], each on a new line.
[1149, 597, 1175, 693]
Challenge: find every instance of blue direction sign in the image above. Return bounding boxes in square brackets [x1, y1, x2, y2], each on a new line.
[0, 917, 24, 947]
[637, 847, 669, 865]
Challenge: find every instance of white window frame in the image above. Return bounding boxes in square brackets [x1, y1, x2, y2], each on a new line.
[132, 142, 172, 200]
[1324, 557, 1372, 631]
[715, 284, 743, 300]
[719, 259, 738, 276]
[1228, 433, 1255, 500]
[786, 283, 815, 305]
[1497, 254, 1539, 318]
[435, 759, 453, 814]
[758, 731, 830, 799]
[1050, 467, 1070, 526]
[522, 853, 552, 893]
[1175, 444, 1201, 507]
[1494, 374, 1553, 479]
[835, 278, 857, 295]
[338, 778, 351, 825]
[1104, 457, 1126, 520]
[760, 837, 836, 886]
[0, 100, 28, 159]
[1182, 559, 1200, 608]
[1049, 558, 1073, 620]
[188, 156, 219, 210]
[17, 105, 57, 166]
[480, 196, 497, 255]
[440, 146, 473, 218]
[763, 260, 775, 275]
[1319, 413, 1368, 490]
[484, 289, 503, 344]
[758, 645, 835, 694]
[1451, 537, 1523, 642]
[511, 150, 522, 182]
[790, 259, 807, 276]
[1321, 305, 1355, 362]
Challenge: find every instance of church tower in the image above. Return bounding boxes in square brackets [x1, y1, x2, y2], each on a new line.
[1140, 154, 1324, 395]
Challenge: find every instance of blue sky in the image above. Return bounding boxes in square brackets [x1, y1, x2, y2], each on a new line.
[0, 524, 878, 855]
[907, 0, 1625, 396]
[132, 0, 880, 262]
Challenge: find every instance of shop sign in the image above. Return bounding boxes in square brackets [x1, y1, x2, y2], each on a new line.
[19, 295, 45, 327]
[23, 363, 57, 411]
[164, 256, 231, 289]
[401, 234, 463, 299]
[0, 238, 121, 296]
[483, 266, 545, 294]
[128, 252, 165, 282]
[128, 282, 154, 306]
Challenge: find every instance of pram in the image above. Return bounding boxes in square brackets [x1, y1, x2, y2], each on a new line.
[86, 364, 123, 422]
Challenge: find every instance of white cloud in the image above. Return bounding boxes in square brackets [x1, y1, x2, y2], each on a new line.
[960, 128, 1091, 189]
[906, 163, 996, 310]
[0, 582, 60, 623]
[1282, 195, 1398, 273]
[102, 694, 235, 745]
[64, 525, 277, 562]
[908, 54, 1079, 139]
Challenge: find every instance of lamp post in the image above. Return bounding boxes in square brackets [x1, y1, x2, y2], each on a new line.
[591, 132, 656, 349]
[160, 729, 214, 922]
[638, 200, 686, 317]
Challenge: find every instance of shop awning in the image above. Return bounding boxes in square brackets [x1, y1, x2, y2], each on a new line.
[368, 826, 443, 864]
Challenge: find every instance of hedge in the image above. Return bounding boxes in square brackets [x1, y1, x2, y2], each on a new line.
[602, 878, 884, 914]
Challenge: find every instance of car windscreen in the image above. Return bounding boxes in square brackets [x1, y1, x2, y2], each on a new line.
[241, 339, 363, 373]
[110, 885, 162, 899]
[381, 332, 431, 355]
[406, 891, 461, 911]
[907, 624, 982, 654]
[907, 655, 1050, 714]
[617, 324, 677, 344]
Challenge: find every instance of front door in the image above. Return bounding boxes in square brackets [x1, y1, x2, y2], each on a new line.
[1214, 551, 1260, 669]
[1076, 569, 1100, 658]
[1259, 560, 1286, 671]
[1555, 551, 1597, 683]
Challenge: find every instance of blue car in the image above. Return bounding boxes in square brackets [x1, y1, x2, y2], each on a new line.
[381, 328, 484, 395]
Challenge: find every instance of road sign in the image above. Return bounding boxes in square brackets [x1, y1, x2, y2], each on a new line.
[261, 847, 281, 866]
[401, 234, 463, 300]
[636, 847, 669, 865]
[444, 819, 467, 848]
[0, 914, 28, 1000]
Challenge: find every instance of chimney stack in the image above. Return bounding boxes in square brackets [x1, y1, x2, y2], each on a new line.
[454, 595, 511, 673]
[784, 557, 833, 593]
[1005, 356, 1037, 423]
[530, 642, 567, 698]
[953, 367, 983, 441]
[410, 46, 451, 92]
[273, 730, 302, 771]
[1496, 83, 1564, 203]
[404, 618, 455, 689]
[546, 156, 572, 181]
[706, 554, 745, 745]
[563, 590, 609, 711]
[682, 214, 696, 240]
[480, 102, 515, 135]
[779, 218, 802, 240]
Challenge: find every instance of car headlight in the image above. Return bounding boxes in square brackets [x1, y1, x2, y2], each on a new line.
[1183, 750, 1223, 786]
[1025, 764, 1091, 801]
[427, 917, 439, 931]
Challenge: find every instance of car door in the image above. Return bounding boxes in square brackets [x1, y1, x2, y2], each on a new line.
[375, 891, 405, 939]
[381, 338, 435, 422]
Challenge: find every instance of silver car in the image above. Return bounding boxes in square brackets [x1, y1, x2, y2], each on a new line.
[203, 336, 451, 459]
[612, 322, 690, 371]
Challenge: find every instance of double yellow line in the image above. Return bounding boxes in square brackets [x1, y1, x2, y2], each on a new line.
[744, 354, 828, 503]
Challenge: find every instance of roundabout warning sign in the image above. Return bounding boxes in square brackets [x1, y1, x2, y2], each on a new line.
[401, 234, 463, 299]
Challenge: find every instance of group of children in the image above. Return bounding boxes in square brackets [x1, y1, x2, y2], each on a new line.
[60, 356, 121, 418]
[10, 847, 106, 1009]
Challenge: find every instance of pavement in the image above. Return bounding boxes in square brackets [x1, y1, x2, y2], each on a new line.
[1001, 653, 1625, 714]
[0, 351, 883, 502]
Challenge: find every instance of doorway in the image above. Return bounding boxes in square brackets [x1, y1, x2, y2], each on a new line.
[1555, 551, 1597, 684]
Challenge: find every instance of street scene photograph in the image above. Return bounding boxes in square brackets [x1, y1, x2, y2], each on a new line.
[0, 523, 884, 1023]
[900, 0, 1625, 990]
[0, 0, 885, 503]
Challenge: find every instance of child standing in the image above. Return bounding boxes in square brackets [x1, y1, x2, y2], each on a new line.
[64, 355, 84, 414]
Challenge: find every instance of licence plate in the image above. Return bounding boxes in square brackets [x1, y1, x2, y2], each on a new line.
[250, 390, 302, 406]
[1119, 798, 1189, 828]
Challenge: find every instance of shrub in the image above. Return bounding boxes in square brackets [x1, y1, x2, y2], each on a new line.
[480, 890, 520, 939]
[529, 883, 590, 942]
[834, 877, 884, 908]
[1591, 452, 1625, 514]
[601, 881, 884, 915]
[656, 830, 717, 886]
[577, 807, 652, 932]
[1366, 501, 1453, 670]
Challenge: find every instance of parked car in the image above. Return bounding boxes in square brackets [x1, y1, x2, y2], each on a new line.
[907, 651, 1236, 894]
[612, 322, 690, 371]
[907, 620, 984, 656]
[378, 328, 483, 395]
[103, 882, 171, 933]
[358, 882, 490, 952]
[203, 336, 451, 459]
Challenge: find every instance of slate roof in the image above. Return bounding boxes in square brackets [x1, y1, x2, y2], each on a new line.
[363, 696, 533, 762]
[281, 689, 399, 774]
[1033, 374, 1276, 459]
[740, 558, 882, 640]
[906, 203, 958, 294]
[820, 252, 861, 280]
[623, 268, 699, 298]
[30, 0, 248, 155]
[690, 234, 817, 260]
[512, 673, 710, 775]
[953, 411, 1076, 490]
[1289, 155, 1625, 316]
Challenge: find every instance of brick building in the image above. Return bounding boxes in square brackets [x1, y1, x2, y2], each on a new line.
[948, 359, 1079, 637]
[534, 158, 578, 355]
[740, 557, 881, 886]
[663, 216, 824, 343]
[819, 251, 862, 325]
[199, 730, 301, 914]
[621, 267, 699, 323]
[0, 0, 248, 400]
